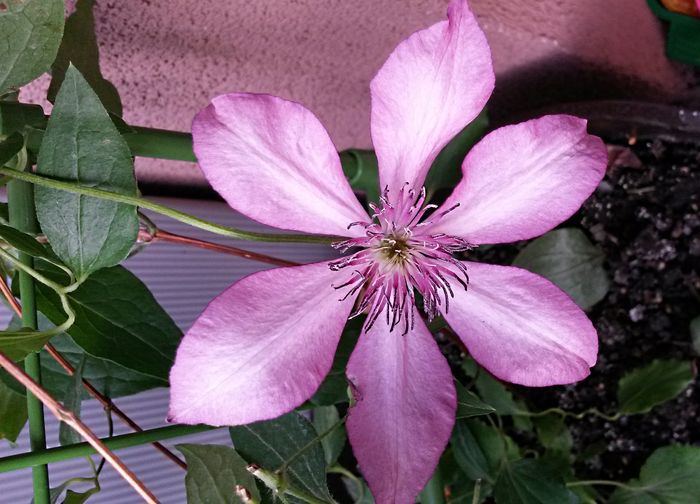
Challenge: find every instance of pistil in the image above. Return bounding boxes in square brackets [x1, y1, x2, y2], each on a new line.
[330, 184, 473, 334]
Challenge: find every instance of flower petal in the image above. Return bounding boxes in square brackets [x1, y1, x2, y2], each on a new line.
[371, 0, 494, 195]
[442, 261, 598, 386]
[346, 314, 456, 503]
[428, 115, 608, 244]
[192, 93, 369, 236]
[168, 261, 355, 426]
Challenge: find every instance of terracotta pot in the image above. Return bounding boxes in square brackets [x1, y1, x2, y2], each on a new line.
[660, 0, 699, 16]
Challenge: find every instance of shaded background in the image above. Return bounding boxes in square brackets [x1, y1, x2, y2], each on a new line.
[20, 0, 697, 186]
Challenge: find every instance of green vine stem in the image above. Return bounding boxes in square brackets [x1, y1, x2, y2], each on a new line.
[0, 424, 213, 472]
[0, 167, 338, 245]
[514, 407, 622, 422]
[0, 247, 77, 338]
[7, 164, 50, 503]
[248, 466, 328, 504]
[566, 480, 632, 490]
[471, 479, 482, 504]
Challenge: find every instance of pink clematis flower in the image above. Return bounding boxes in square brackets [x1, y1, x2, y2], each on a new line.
[169, 0, 607, 501]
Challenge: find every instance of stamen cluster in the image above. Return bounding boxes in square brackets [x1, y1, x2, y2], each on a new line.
[330, 184, 472, 334]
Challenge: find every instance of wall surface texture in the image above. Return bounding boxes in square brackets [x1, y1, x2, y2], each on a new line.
[22, 0, 695, 186]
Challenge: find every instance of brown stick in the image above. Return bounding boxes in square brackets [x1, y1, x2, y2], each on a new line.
[0, 351, 160, 503]
[0, 275, 187, 470]
[141, 228, 299, 268]
[0, 273, 21, 316]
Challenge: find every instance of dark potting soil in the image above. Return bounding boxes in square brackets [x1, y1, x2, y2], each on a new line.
[467, 137, 700, 482]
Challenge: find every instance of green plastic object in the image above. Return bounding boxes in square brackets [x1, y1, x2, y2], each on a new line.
[647, 0, 700, 66]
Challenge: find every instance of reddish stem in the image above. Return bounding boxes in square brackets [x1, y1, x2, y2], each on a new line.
[141, 228, 300, 268]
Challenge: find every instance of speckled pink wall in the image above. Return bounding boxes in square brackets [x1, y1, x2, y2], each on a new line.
[21, 0, 694, 186]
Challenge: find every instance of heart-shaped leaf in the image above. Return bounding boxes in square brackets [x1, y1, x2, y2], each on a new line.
[0, 313, 164, 399]
[230, 411, 333, 503]
[313, 405, 346, 467]
[455, 381, 495, 419]
[35, 65, 138, 281]
[494, 458, 575, 504]
[609, 446, 700, 503]
[0, 223, 63, 266]
[178, 444, 261, 504]
[27, 264, 182, 379]
[617, 359, 694, 414]
[0, 0, 64, 94]
[58, 356, 85, 446]
[513, 228, 610, 310]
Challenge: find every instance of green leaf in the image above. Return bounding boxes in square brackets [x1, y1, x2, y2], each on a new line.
[29, 263, 182, 379]
[342, 476, 374, 504]
[512, 228, 610, 310]
[494, 459, 574, 504]
[44, 479, 79, 504]
[533, 415, 572, 468]
[0, 322, 52, 361]
[59, 355, 85, 446]
[533, 417, 576, 485]
[0, 313, 164, 398]
[0, 102, 46, 137]
[442, 449, 502, 503]
[177, 444, 261, 504]
[0, 377, 27, 443]
[0, 132, 23, 166]
[230, 411, 333, 503]
[445, 479, 479, 504]
[44, 333, 163, 398]
[451, 419, 519, 485]
[64, 486, 100, 504]
[567, 484, 599, 504]
[617, 359, 694, 414]
[691, 316, 700, 356]
[466, 367, 518, 416]
[424, 108, 489, 197]
[313, 405, 346, 467]
[609, 446, 700, 504]
[38, 473, 99, 504]
[340, 149, 380, 205]
[455, 381, 495, 419]
[462, 360, 532, 431]
[35, 65, 138, 281]
[0, 222, 63, 266]
[47, 0, 122, 115]
[0, 0, 64, 94]
[310, 318, 362, 406]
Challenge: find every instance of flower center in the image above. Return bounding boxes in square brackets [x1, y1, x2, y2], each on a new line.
[330, 184, 471, 334]
[377, 236, 411, 265]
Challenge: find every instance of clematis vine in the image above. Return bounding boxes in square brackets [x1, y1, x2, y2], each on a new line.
[169, 0, 607, 502]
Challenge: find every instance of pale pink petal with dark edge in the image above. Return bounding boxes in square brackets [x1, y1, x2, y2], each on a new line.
[442, 261, 598, 387]
[429, 115, 608, 245]
[346, 312, 456, 504]
[370, 0, 494, 194]
[168, 261, 356, 426]
[192, 93, 369, 236]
